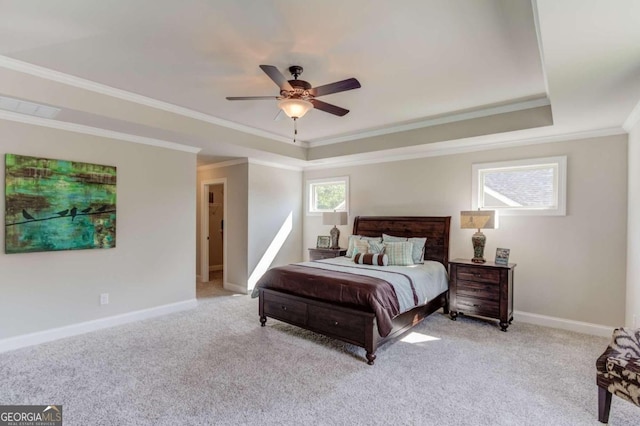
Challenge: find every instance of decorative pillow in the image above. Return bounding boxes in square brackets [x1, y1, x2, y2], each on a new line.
[382, 233, 405, 243]
[345, 235, 360, 257]
[368, 241, 386, 254]
[353, 239, 370, 255]
[346, 235, 383, 257]
[360, 236, 382, 243]
[383, 241, 415, 266]
[354, 252, 388, 266]
[382, 233, 427, 264]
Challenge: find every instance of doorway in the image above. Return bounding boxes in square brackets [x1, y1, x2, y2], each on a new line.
[200, 178, 227, 286]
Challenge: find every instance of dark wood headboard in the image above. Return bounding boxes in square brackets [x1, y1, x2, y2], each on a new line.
[352, 216, 451, 266]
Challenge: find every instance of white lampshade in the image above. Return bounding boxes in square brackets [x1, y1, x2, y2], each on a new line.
[278, 98, 313, 119]
[460, 210, 497, 230]
[322, 211, 348, 226]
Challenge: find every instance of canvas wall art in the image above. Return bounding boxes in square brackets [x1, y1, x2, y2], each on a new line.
[5, 154, 117, 254]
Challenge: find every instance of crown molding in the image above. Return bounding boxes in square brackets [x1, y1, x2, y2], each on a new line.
[248, 158, 303, 172]
[623, 97, 640, 132]
[197, 159, 247, 171]
[307, 97, 551, 147]
[0, 55, 294, 145]
[0, 110, 201, 153]
[531, 0, 551, 96]
[303, 126, 625, 171]
[198, 158, 303, 172]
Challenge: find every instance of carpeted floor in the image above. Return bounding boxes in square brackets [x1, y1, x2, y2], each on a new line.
[0, 284, 637, 425]
[196, 270, 229, 298]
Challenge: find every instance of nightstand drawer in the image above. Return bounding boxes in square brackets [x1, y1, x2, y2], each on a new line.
[263, 292, 308, 325]
[456, 266, 500, 284]
[456, 280, 499, 301]
[456, 296, 500, 318]
[309, 251, 336, 260]
[308, 248, 346, 261]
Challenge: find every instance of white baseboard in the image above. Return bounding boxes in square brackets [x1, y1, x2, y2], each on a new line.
[209, 265, 223, 272]
[514, 310, 615, 338]
[0, 299, 198, 353]
[224, 281, 248, 294]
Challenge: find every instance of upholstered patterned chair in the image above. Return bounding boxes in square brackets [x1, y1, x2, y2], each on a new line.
[596, 328, 640, 423]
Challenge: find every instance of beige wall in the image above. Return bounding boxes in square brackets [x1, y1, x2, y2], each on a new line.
[0, 120, 196, 339]
[196, 162, 303, 293]
[304, 135, 628, 327]
[196, 163, 248, 289]
[628, 121, 640, 327]
[247, 163, 303, 290]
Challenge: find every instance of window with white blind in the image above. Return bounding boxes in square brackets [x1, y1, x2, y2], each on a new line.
[472, 156, 567, 216]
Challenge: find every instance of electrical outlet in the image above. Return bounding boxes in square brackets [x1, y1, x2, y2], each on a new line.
[100, 293, 109, 305]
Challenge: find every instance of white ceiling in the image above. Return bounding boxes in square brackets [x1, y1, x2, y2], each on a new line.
[0, 0, 639, 166]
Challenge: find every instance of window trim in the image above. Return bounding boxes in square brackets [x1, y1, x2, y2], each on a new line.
[306, 176, 349, 216]
[472, 156, 567, 216]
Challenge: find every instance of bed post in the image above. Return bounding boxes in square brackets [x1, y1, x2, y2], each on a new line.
[364, 317, 378, 365]
[258, 289, 267, 326]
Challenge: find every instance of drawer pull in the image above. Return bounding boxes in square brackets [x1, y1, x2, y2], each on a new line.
[281, 305, 287, 311]
[333, 321, 339, 326]
[474, 273, 481, 277]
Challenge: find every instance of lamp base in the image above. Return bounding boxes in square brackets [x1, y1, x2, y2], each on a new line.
[471, 230, 487, 263]
[330, 226, 340, 249]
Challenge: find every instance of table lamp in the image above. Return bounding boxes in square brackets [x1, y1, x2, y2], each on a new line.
[460, 210, 497, 263]
[322, 211, 348, 249]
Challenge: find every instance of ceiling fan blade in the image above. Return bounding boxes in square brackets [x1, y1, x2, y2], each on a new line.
[226, 96, 279, 101]
[259, 65, 293, 91]
[311, 78, 361, 97]
[310, 99, 349, 116]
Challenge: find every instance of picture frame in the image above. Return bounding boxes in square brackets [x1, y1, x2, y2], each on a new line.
[316, 236, 331, 249]
[495, 248, 510, 265]
[5, 154, 117, 254]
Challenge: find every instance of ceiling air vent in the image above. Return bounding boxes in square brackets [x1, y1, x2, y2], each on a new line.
[0, 95, 61, 118]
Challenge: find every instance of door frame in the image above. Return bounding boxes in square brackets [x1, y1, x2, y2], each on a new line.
[200, 178, 227, 284]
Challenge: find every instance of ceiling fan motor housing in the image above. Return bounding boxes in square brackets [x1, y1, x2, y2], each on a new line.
[283, 66, 312, 98]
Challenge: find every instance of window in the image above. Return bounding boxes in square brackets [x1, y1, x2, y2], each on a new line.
[472, 156, 566, 216]
[307, 176, 349, 215]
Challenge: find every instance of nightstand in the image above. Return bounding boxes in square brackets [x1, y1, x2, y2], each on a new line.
[308, 248, 346, 261]
[448, 258, 516, 331]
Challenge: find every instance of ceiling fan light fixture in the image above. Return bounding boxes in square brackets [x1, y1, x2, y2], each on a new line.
[278, 98, 313, 119]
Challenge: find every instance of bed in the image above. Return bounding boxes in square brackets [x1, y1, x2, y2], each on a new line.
[253, 216, 451, 365]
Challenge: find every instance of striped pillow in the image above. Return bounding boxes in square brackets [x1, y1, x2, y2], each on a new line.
[354, 252, 388, 266]
[383, 241, 415, 266]
[382, 234, 427, 264]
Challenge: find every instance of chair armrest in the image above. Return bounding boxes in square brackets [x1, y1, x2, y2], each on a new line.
[610, 328, 640, 355]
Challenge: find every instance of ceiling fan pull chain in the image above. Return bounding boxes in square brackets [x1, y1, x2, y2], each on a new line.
[293, 117, 298, 143]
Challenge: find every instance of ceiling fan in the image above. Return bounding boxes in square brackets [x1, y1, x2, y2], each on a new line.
[226, 65, 361, 141]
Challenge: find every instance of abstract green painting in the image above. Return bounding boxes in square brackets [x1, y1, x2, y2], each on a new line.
[5, 154, 116, 254]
